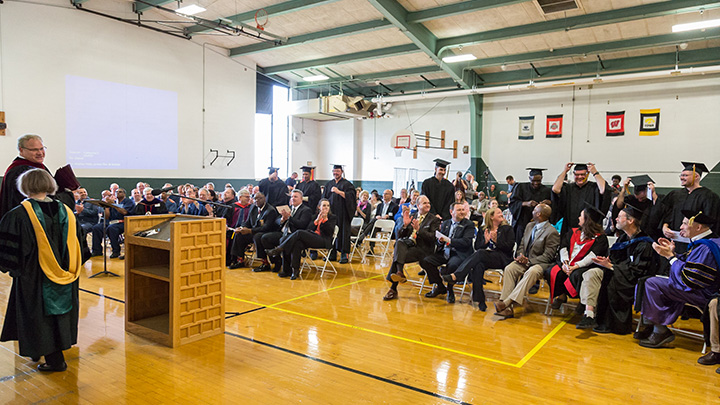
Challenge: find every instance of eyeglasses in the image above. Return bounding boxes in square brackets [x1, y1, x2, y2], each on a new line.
[22, 146, 47, 152]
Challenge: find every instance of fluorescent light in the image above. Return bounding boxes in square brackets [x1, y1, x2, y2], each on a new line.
[175, 4, 206, 15]
[442, 54, 477, 63]
[303, 75, 329, 82]
[672, 18, 720, 32]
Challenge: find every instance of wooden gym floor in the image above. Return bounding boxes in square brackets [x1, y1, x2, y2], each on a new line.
[1, 250, 720, 404]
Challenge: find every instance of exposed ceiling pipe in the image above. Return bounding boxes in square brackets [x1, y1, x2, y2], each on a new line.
[371, 65, 720, 103]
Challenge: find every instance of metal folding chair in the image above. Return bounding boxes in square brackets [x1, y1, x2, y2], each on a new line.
[301, 226, 339, 277]
[359, 219, 396, 263]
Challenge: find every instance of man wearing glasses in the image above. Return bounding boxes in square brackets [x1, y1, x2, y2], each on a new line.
[0, 134, 50, 218]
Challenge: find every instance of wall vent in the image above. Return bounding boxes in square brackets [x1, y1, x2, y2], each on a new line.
[536, 0, 579, 14]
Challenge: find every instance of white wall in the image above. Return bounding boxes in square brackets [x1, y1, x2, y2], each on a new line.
[482, 75, 720, 187]
[0, 0, 256, 179]
[293, 97, 472, 183]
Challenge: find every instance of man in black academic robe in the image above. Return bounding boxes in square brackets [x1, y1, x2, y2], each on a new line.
[322, 164, 356, 263]
[509, 168, 552, 246]
[551, 162, 609, 240]
[661, 162, 720, 253]
[258, 167, 290, 208]
[295, 166, 322, 212]
[592, 204, 658, 335]
[612, 175, 664, 241]
[421, 158, 455, 221]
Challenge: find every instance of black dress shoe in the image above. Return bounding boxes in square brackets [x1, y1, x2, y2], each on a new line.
[38, 362, 67, 372]
[639, 330, 675, 348]
[446, 288, 456, 304]
[633, 326, 653, 340]
[30, 356, 40, 362]
[310, 251, 318, 260]
[592, 325, 612, 334]
[339, 254, 349, 264]
[252, 263, 271, 272]
[278, 271, 291, 278]
[424, 285, 447, 298]
[418, 270, 426, 276]
[90, 251, 103, 257]
[266, 247, 283, 258]
[528, 281, 540, 295]
[109, 252, 121, 259]
[576, 315, 597, 329]
[228, 261, 245, 269]
[551, 295, 567, 310]
[698, 351, 720, 365]
[290, 273, 299, 280]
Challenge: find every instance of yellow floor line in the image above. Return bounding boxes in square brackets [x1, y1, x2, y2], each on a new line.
[225, 278, 570, 369]
[514, 314, 572, 368]
[267, 275, 383, 307]
[266, 305, 520, 368]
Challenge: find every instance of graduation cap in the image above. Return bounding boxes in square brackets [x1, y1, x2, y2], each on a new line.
[330, 164, 345, 170]
[268, 166, 279, 175]
[681, 209, 716, 226]
[583, 201, 606, 224]
[526, 168, 546, 177]
[573, 163, 588, 172]
[622, 203, 645, 220]
[433, 158, 450, 169]
[681, 161, 710, 176]
[629, 174, 654, 192]
[300, 165, 315, 173]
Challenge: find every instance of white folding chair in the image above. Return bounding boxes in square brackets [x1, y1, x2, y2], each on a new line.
[360, 219, 396, 263]
[349, 217, 365, 262]
[301, 226, 339, 277]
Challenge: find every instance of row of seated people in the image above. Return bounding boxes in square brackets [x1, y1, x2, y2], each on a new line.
[382, 194, 720, 371]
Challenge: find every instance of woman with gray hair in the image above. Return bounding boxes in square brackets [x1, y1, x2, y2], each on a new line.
[0, 168, 89, 372]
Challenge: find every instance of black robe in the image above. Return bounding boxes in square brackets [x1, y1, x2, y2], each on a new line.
[322, 178, 356, 253]
[662, 187, 720, 235]
[1, 158, 48, 219]
[509, 182, 551, 246]
[0, 199, 90, 358]
[296, 180, 322, 212]
[421, 176, 454, 220]
[258, 178, 289, 208]
[612, 194, 658, 238]
[596, 231, 658, 334]
[551, 181, 609, 239]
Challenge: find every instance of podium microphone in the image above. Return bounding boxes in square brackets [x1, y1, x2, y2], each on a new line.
[151, 185, 175, 196]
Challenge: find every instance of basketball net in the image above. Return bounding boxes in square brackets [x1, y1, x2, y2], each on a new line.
[393, 147, 403, 157]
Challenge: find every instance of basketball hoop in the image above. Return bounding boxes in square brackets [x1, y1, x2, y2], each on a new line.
[255, 8, 268, 31]
[391, 129, 417, 157]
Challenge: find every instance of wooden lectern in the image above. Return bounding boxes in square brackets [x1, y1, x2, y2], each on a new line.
[124, 214, 226, 347]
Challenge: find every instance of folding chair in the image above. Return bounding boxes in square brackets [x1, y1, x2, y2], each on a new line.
[359, 219, 395, 263]
[349, 217, 365, 262]
[417, 265, 471, 303]
[301, 226, 339, 277]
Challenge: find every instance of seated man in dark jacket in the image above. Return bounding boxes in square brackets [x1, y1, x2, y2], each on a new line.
[383, 195, 441, 301]
[419, 202, 476, 303]
[256, 189, 312, 272]
[228, 192, 279, 269]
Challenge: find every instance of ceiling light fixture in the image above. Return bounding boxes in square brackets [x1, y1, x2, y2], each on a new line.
[175, 4, 206, 15]
[304, 75, 329, 82]
[672, 18, 720, 32]
[442, 54, 477, 63]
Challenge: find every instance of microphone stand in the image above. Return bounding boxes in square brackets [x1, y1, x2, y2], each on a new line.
[85, 199, 123, 278]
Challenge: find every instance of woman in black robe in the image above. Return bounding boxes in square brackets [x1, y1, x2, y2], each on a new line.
[0, 169, 89, 372]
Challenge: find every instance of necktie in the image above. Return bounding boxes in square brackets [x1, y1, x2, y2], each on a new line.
[284, 206, 297, 235]
[526, 225, 538, 255]
[444, 222, 457, 259]
[411, 214, 425, 239]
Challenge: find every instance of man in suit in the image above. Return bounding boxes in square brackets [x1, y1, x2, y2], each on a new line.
[383, 195, 441, 300]
[228, 192, 279, 269]
[494, 203, 560, 318]
[256, 189, 312, 273]
[419, 201, 476, 303]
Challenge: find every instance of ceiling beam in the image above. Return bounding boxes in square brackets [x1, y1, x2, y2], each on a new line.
[260, 44, 419, 75]
[134, 0, 174, 13]
[464, 27, 720, 69]
[406, 0, 529, 23]
[293, 65, 444, 88]
[229, 20, 391, 55]
[436, 0, 720, 51]
[185, 0, 339, 35]
[347, 47, 720, 96]
[366, 0, 478, 89]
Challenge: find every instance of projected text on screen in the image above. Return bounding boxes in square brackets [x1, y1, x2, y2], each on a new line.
[66, 75, 178, 170]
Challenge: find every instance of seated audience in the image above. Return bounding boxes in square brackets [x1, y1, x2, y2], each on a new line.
[637, 210, 719, 348]
[266, 199, 337, 280]
[177, 187, 208, 216]
[419, 202, 476, 303]
[74, 188, 100, 233]
[494, 203, 559, 318]
[382, 195, 441, 301]
[545, 203, 609, 329]
[134, 188, 168, 215]
[256, 189, 312, 273]
[224, 189, 253, 267]
[441, 207, 514, 310]
[91, 188, 134, 258]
